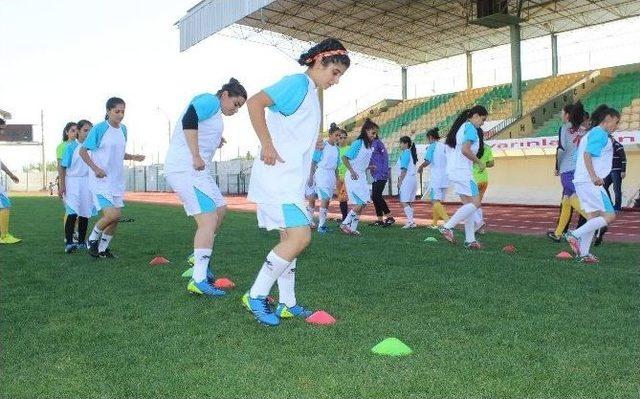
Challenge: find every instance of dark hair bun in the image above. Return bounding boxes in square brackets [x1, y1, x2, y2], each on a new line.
[298, 38, 350, 68]
[330, 122, 337, 129]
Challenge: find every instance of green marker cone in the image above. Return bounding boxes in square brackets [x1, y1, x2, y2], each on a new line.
[371, 338, 413, 356]
[181, 267, 193, 278]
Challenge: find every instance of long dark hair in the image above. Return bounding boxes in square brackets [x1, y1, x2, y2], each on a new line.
[298, 38, 350, 69]
[476, 128, 485, 158]
[445, 105, 488, 148]
[569, 101, 585, 130]
[105, 97, 125, 120]
[358, 118, 378, 148]
[426, 127, 440, 141]
[590, 104, 620, 129]
[217, 77, 247, 99]
[399, 136, 417, 164]
[62, 122, 77, 141]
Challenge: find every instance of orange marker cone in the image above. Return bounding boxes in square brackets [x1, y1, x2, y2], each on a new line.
[305, 310, 336, 325]
[149, 256, 170, 266]
[556, 251, 573, 260]
[213, 277, 236, 290]
[502, 244, 516, 254]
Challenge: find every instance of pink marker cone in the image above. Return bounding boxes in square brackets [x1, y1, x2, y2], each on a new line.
[306, 310, 336, 325]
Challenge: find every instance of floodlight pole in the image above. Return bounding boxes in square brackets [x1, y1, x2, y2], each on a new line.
[41, 109, 46, 191]
[510, 24, 523, 117]
[401, 66, 408, 100]
[551, 33, 559, 76]
[466, 52, 473, 89]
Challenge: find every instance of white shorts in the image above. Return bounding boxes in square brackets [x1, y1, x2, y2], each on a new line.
[425, 184, 447, 202]
[315, 170, 337, 201]
[450, 179, 479, 197]
[399, 175, 417, 203]
[93, 192, 124, 211]
[166, 171, 226, 216]
[575, 182, 614, 213]
[345, 174, 371, 205]
[64, 176, 95, 218]
[256, 202, 311, 231]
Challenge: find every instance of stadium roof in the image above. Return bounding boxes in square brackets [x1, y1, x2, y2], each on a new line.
[177, 0, 640, 66]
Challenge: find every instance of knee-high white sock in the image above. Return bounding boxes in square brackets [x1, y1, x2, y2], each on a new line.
[342, 210, 356, 226]
[249, 251, 291, 298]
[464, 218, 476, 243]
[444, 203, 477, 229]
[88, 225, 103, 241]
[579, 233, 594, 257]
[277, 258, 297, 307]
[98, 234, 113, 252]
[350, 215, 360, 232]
[192, 248, 212, 282]
[307, 206, 315, 222]
[403, 205, 414, 224]
[319, 207, 328, 228]
[474, 208, 484, 226]
[573, 216, 607, 239]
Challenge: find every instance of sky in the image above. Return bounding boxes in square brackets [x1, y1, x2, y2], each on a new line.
[1, 1, 639, 168]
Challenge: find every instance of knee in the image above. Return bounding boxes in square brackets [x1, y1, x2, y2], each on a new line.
[604, 213, 616, 224]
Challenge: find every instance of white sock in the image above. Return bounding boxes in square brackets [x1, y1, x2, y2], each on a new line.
[403, 205, 414, 224]
[277, 258, 297, 307]
[342, 210, 356, 226]
[307, 206, 315, 222]
[579, 233, 594, 257]
[192, 248, 212, 283]
[249, 251, 291, 298]
[98, 233, 113, 252]
[464, 218, 475, 243]
[350, 215, 360, 231]
[444, 203, 477, 229]
[319, 207, 328, 227]
[474, 208, 484, 226]
[573, 216, 607, 238]
[89, 226, 103, 241]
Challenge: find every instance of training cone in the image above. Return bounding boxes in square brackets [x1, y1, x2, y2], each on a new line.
[556, 251, 573, 260]
[371, 338, 413, 356]
[305, 310, 336, 326]
[502, 244, 516, 254]
[424, 236, 438, 242]
[181, 267, 193, 278]
[149, 256, 170, 266]
[213, 277, 236, 290]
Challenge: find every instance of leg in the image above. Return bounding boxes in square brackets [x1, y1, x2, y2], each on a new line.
[612, 171, 623, 211]
[371, 181, 384, 221]
[77, 216, 89, 243]
[318, 199, 330, 229]
[64, 214, 78, 246]
[88, 206, 120, 256]
[191, 211, 218, 282]
[442, 192, 479, 244]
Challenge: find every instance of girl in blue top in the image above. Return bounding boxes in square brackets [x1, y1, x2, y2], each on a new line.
[417, 127, 450, 228]
[396, 136, 418, 228]
[244, 38, 350, 326]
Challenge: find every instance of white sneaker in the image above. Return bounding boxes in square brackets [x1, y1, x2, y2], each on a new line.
[402, 223, 417, 229]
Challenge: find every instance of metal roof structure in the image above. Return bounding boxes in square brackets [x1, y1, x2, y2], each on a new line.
[177, 0, 640, 66]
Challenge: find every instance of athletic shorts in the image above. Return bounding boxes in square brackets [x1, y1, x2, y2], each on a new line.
[166, 171, 226, 216]
[345, 174, 371, 205]
[315, 170, 336, 201]
[575, 182, 614, 213]
[256, 202, 311, 231]
[450, 179, 479, 197]
[305, 182, 317, 199]
[64, 176, 95, 218]
[426, 186, 447, 202]
[93, 193, 124, 211]
[399, 175, 417, 203]
[0, 185, 10, 208]
[560, 171, 576, 197]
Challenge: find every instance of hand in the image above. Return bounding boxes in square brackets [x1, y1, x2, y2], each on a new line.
[219, 137, 227, 149]
[350, 170, 359, 180]
[260, 143, 284, 166]
[10, 175, 19, 184]
[621, 172, 626, 179]
[94, 167, 107, 178]
[132, 154, 145, 162]
[591, 175, 604, 186]
[192, 155, 206, 171]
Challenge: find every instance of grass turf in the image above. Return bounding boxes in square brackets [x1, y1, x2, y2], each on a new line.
[1, 196, 639, 398]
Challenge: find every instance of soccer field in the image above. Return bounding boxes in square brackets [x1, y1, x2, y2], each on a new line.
[1, 197, 639, 398]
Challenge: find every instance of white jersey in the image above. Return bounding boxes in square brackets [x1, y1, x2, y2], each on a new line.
[164, 93, 223, 173]
[344, 138, 374, 175]
[424, 141, 448, 188]
[396, 148, 417, 176]
[82, 121, 127, 196]
[60, 140, 90, 177]
[248, 73, 321, 205]
[573, 126, 613, 183]
[446, 121, 479, 182]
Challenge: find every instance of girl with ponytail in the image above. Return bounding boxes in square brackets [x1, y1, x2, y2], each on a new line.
[417, 127, 450, 228]
[397, 136, 418, 228]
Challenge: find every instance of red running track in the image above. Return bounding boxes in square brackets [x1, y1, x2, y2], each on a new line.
[124, 192, 640, 243]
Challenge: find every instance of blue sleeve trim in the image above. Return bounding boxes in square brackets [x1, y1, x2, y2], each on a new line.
[121, 124, 127, 142]
[586, 127, 608, 157]
[400, 149, 410, 169]
[60, 141, 78, 168]
[312, 149, 323, 163]
[463, 122, 478, 143]
[190, 93, 220, 122]
[424, 143, 436, 163]
[82, 121, 109, 150]
[345, 139, 362, 160]
[264, 74, 309, 117]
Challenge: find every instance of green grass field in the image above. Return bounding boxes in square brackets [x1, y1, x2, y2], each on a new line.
[1, 197, 639, 398]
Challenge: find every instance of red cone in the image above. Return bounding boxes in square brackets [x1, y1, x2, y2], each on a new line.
[213, 277, 236, 290]
[149, 256, 170, 265]
[556, 251, 573, 260]
[502, 244, 516, 254]
[305, 310, 336, 325]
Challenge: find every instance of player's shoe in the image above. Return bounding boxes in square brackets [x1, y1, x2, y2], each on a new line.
[438, 227, 456, 244]
[87, 239, 100, 257]
[464, 241, 482, 250]
[64, 243, 77, 254]
[577, 254, 599, 264]
[187, 279, 225, 298]
[0, 234, 22, 244]
[546, 231, 561, 243]
[246, 295, 280, 326]
[564, 232, 580, 256]
[317, 225, 330, 234]
[340, 223, 353, 235]
[275, 303, 313, 319]
[99, 248, 117, 259]
[383, 216, 396, 227]
[401, 223, 417, 229]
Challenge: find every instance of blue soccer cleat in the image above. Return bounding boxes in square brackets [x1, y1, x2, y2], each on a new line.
[317, 225, 330, 234]
[247, 295, 280, 326]
[187, 279, 225, 298]
[275, 303, 313, 319]
[64, 243, 77, 254]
